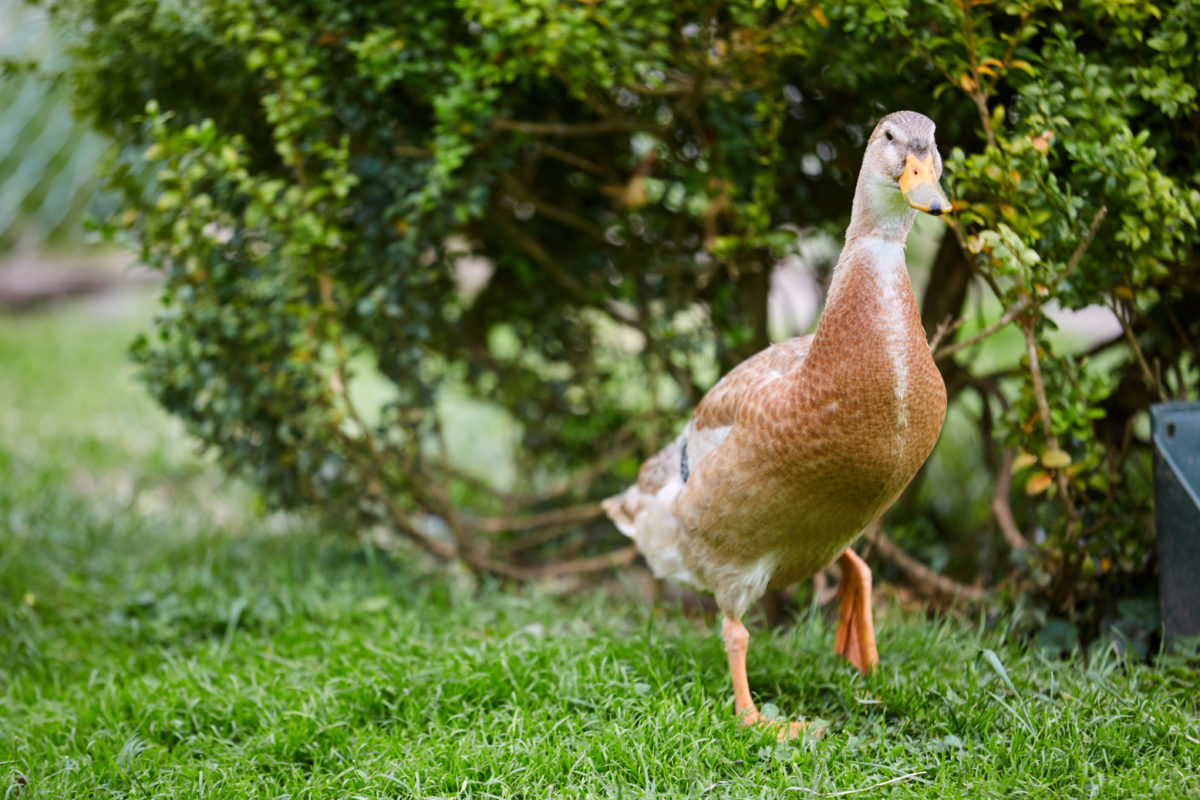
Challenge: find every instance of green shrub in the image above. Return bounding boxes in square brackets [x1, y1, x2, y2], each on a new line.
[44, 0, 1199, 639]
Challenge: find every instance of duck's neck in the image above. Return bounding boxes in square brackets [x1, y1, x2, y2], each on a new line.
[811, 233, 917, 364]
[815, 168, 922, 353]
[806, 188, 927, 418]
[843, 163, 919, 244]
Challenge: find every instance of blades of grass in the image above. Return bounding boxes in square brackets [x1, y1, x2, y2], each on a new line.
[986, 691, 1035, 736]
[981, 648, 1035, 733]
[220, 596, 249, 656]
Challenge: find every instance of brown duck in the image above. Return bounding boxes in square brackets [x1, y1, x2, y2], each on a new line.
[603, 110, 950, 737]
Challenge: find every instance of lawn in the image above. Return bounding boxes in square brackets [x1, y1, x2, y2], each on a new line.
[2, 288, 1198, 799]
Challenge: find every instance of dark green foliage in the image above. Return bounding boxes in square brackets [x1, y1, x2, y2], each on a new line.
[43, 0, 1200, 634]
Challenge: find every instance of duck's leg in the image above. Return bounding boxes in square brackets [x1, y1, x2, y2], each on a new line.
[833, 548, 879, 674]
[722, 615, 808, 740]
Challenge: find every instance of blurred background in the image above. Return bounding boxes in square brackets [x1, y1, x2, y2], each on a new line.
[0, 0, 190, 510]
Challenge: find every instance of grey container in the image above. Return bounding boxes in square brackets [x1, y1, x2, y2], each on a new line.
[1152, 402, 1200, 639]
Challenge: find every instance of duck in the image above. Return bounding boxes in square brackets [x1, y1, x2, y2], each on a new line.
[603, 110, 950, 737]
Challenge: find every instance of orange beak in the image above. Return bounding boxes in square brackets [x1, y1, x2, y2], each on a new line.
[898, 153, 949, 216]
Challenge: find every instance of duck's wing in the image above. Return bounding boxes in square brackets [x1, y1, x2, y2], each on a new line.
[612, 334, 813, 507]
[683, 334, 814, 472]
[600, 334, 812, 587]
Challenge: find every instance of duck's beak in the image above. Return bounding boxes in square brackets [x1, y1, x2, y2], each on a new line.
[898, 154, 949, 216]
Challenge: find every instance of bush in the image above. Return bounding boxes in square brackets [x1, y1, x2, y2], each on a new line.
[46, 0, 1199, 639]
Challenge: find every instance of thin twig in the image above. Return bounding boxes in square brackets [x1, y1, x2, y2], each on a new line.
[495, 520, 586, 556]
[493, 213, 702, 401]
[499, 216, 594, 307]
[992, 449, 1029, 551]
[945, 218, 1007, 300]
[540, 143, 604, 175]
[955, 0, 998, 150]
[393, 145, 432, 158]
[493, 118, 656, 136]
[1110, 296, 1167, 402]
[1021, 321, 1079, 536]
[927, 313, 969, 354]
[934, 296, 1030, 360]
[473, 502, 605, 533]
[494, 214, 634, 323]
[549, 63, 612, 119]
[1021, 324, 1060, 452]
[476, 545, 639, 580]
[497, 170, 608, 242]
[987, 8, 1033, 94]
[318, 231, 459, 562]
[502, 434, 642, 509]
[1064, 205, 1108, 279]
[331, 427, 458, 560]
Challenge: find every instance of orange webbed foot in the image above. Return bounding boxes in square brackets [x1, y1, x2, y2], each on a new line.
[737, 707, 815, 741]
[834, 548, 879, 675]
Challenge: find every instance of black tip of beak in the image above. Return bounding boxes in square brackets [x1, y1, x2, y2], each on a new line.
[928, 198, 944, 216]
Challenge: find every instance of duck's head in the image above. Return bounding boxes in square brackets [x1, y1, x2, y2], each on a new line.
[849, 111, 950, 240]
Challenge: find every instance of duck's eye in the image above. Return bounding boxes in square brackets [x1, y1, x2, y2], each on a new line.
[885, 131, 894, 142]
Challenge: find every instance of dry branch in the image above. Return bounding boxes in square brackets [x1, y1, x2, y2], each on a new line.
[540, 143, 604, 175]
[1021, 321, 1080, 540]
[927, 312, 969, 354]
[934, 296, 1029, 361]
[493, 118, 656, 136]
[992, 449, 1029, 551]
[477, 545, 639, 580]
[863, 522, 985, 603]
[497, 170, 608, 243]
[1065, 205, 1108, 276]
[473, 502, 605, 533]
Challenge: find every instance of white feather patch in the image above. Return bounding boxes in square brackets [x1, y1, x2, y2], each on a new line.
[721, 552, 779, 620]
[683, 420, 734, 474]
[618, 474, 702, 589]
[861, 237, 911, 433]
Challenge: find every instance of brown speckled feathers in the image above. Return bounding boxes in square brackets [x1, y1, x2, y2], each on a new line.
[689, 337, 815, 433]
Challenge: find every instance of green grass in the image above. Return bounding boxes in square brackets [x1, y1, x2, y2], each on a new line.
[2, 292, 1199, 799]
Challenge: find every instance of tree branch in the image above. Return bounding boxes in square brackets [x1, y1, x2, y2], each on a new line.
[472, 502, 605, 534]
[1021, 321, 1079, 529]
[992, 449, 1029, 551]
[934, 296, 1029, 360]
[927, 313, 969, 355]
[475, 545, 639, 580]
[497, 170, 608, 243]
[493, 118, 656, 136]
[1065, 205, 1108, 278]
[492, 214, 703, 402]
[540, 143, 604, 175]
[1110, 296, 1167, 402]
[863, 521, 985, 603]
